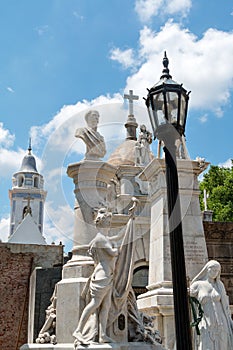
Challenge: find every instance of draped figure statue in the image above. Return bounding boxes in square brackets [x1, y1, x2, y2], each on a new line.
[190, 260, 233, 350]
[73, 198, 162, 347]
[135, 124, 152, 166]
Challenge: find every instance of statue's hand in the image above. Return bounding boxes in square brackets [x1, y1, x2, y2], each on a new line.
[128, 197, 140, 217]
[112, 247, 118, 256]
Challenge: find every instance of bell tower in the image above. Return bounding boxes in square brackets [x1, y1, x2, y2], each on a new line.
[8, 141, 47, 237]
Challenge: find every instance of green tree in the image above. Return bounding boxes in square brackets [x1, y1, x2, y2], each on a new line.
[199, 160, 233, 222]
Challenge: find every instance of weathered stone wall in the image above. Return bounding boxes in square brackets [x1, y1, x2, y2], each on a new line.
[0, 243, 63, 350]
[204, 221, 233, 304]
[2, 242, 63, 269]
[0, 245, 33, 350]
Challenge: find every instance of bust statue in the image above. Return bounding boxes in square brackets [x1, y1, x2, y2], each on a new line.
[75, 110, 106, 160]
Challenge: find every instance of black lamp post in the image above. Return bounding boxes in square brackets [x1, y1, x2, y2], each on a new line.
[145, 52, 192, 350]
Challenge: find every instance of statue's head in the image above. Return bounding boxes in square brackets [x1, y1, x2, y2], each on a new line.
[85, 110, 100, 129]
[206, 260, 221, 280]
[140, 124, 146, 131]
[95, 207, 112, 229]
[192, 259, 221, 284]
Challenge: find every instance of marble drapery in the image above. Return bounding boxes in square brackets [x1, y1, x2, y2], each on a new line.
[190, 260, 233, 350]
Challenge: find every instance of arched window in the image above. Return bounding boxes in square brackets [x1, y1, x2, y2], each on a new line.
[18, 175, 24, 187]
[34, 176, 39, 188]
[132, 266, 149, 298]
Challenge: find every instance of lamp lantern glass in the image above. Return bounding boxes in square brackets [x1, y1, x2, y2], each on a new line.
[146, 52, 190, 140]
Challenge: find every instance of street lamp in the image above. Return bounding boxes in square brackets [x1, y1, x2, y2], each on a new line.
[145, 52, 192, 350]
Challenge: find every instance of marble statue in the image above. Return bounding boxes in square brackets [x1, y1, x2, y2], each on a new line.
[73, 207, 118, 345]
[127, 289, 162, 344]
[75, 110, 106, 160]
[73, 199, 162, 347]
[157, 135, 189, 159]
[135, 124, 152, 166]
[190, 260, 233, 350]
[36, 285, 57, 344]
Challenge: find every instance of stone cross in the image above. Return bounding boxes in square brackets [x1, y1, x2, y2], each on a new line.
[24, 194, 33, 206]
[124, 89, 139, 115]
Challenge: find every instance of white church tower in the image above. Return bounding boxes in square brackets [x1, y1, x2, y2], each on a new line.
[8, 142, 47, 244]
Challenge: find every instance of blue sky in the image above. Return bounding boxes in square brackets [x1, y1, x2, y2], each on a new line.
[0, 0, 232, 251]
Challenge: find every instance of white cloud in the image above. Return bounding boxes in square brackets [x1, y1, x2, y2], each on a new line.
[0, 145, 43, 178]
[135, 0, 163, 22]
[135, 0, 192, 22]
[0, 122, 15, 148]
[199, 114, 208, 123]
[166, 0, 192, 15]
[214, 107, 224, 118]
[219, 158, 232, 168]
[36, 92, 152, 169]
[6, 86, 14, 93]
[0, 216, 10, 242]
[0, 122, 42, 182]
[0, 148, 26, 177]
[110, 48, 136, 69]
[31, 94, 123, 150]
[44, 202, 74, 251]
[118, 21, 233, 115]
[73, 11, 84, 21]
[34, 25, 49, 36]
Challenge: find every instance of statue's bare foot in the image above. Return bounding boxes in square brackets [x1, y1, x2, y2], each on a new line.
[99, 334, 115, 343]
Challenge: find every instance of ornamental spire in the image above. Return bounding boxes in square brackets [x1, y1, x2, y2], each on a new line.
[28, 138, 32, 155]
[123, 89, 138, 140]
[160, 51, 172, 80]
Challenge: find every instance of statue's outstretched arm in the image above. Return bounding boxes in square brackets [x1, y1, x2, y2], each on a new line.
[109, 197, 139, 242]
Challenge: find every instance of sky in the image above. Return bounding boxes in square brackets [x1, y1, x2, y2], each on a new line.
[0, 0, 232, 252]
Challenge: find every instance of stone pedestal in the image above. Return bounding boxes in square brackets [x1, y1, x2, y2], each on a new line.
[56, 264, 94, 343]
[137, 158, 209, 350]
[21, 342, 165, 350]
[56, 160, 116, 343]
[116, 165, 143, 215]
[67, 160, 117, 263]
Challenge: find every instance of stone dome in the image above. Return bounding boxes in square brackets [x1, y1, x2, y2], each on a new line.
[107, 139, 138, 167]
[20, 151, 38, 173]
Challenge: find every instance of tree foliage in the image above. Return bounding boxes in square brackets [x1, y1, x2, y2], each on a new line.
[199, 160, 233, 222]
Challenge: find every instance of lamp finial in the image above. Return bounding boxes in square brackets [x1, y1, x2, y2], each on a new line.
[160, 51, 172, 79]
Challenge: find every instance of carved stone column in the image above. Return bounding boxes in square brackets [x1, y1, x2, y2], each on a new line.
[137, 158, 209, 350]
[67, 160, 117, 264]
[56, 160, 116, 343]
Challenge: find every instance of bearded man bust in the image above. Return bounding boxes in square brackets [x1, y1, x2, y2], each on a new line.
[75, 110, 106, 160]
